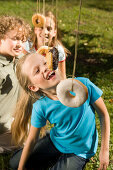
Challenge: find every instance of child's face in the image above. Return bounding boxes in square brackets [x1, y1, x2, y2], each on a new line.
[22, 53, 61, 93]
[0, 29, 26, 58]
[35, 17, 56, 46]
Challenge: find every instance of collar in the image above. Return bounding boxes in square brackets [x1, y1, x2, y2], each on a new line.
[0, 54, 19, 66]
[0, 54, 13, 66]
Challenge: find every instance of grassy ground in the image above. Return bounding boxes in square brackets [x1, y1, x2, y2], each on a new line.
[0, 0, 113, 169]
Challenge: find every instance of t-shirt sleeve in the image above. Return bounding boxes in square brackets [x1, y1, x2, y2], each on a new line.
[57, 45, 66, 62]
[87, 79, 103, 104]
[31, 102, 46, 128]
[24, 40, 34, 52]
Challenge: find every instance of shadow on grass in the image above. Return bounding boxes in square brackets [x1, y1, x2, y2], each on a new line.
[63, 32, 113, 83]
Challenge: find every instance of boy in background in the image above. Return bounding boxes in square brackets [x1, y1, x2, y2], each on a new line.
[0, 15, 31, 153]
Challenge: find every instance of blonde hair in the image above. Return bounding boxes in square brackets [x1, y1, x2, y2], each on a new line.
[32, 11, 71, 56]
[11, 53, 45, 146]
[0, 15, 31, 40]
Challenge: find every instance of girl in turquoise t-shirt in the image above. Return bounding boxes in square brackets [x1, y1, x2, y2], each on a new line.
[10, 53, 110, 170]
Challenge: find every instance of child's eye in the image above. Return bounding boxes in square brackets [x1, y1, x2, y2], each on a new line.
[11, 37, 17, 41]
[47, 26, 52, 31]
[36, 68, 39, 74]
[44, 62, 47, 65]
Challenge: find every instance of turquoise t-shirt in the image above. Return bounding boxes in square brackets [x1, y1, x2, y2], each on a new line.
[31, 77, 103, 159]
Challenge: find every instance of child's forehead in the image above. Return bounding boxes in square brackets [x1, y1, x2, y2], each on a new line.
[46, 17, 55, 25]
[26, 53, 45, 64]
[23, 54, 45, 72]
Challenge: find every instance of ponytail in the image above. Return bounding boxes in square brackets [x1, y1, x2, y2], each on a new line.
[11, 89, 36, 146]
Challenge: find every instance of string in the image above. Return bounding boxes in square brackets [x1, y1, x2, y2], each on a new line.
[55, 0, 58, 40]
[43, 0, 45, 46]
[37, 0, 38, 13]
[48, 0, 54, 47]
[72, 0, 82, 91]
[39, 0, 40, 13]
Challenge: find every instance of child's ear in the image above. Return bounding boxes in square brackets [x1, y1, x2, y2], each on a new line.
[28, 85, 39, 92]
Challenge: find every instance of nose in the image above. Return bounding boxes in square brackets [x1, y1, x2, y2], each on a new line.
[44, 28, 49, 35]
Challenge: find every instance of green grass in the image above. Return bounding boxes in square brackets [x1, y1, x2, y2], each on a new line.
[0, 0, 113, 169]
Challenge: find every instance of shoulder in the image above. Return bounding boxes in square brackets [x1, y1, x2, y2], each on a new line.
[56, 44, 66, 62]
[24, 40, 35, 52]
[33, 97, 47, 111]
[76, 77, 103, 104]
[56, 44, 65, 54]
[75, 77, 88, 85]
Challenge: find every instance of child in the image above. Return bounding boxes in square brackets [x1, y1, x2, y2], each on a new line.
[27, 11, 70, 79]
[0, 15, 31, 153]
[10, 52, 110, 170]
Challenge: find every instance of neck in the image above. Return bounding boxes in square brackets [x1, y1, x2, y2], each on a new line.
[42, 87, 58, 100]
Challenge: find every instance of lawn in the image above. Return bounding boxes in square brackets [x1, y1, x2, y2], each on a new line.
[0, 0, 113, 169]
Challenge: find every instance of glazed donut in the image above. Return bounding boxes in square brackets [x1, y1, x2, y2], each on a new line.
[56, 78, 88, 108]
[32, 13, 45, 27]
[37, 46, 59, 70]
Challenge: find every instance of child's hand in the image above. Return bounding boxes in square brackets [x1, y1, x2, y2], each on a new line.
[98, 149, 109, 170]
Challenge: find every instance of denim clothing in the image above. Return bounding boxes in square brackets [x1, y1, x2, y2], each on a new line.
[10, 134, 88, 170]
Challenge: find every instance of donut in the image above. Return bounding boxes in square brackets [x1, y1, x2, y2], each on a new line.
[37, 46, 59, 70]
[32, 13, 45, 27]
[56, 78, 88, 108]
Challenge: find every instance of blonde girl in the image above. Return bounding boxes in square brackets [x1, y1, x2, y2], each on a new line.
[10, 53, 110, 170]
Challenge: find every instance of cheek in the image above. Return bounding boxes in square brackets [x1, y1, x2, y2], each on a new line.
[50, 31, 56, 38]
[9, 40, 17, 47]
[33, 76, 42, 85]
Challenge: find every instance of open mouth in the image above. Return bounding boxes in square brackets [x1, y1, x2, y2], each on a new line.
[46, 71, 55, 80]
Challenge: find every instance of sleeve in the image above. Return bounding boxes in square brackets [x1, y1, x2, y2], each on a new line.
[87, 79, 103, 104]
[24, 40, 32, 53]
[57, 45, 66, 62]
[31, 102, 46, 128]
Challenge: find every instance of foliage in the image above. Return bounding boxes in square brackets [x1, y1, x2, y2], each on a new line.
[0, 0, 113, 169]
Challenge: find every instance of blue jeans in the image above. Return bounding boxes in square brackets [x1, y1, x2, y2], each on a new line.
[10, 134, 89, 170]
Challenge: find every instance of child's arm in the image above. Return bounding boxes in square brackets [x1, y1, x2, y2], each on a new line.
[18, 125, 41, 170]
[92, 97, 110, 170]
[58, 61, 66, 79]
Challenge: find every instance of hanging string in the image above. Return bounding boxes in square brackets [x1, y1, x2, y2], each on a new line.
[55, 0, 58, 40]
[43, 0, 45, 16]
[72, 0, 82, 91]
[43, 0, 46, 46]
[48, 0, 54, 47]
[52, 0, 54, 11]
[36, 0, 39, 13]
[39, 0, 40, 13]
